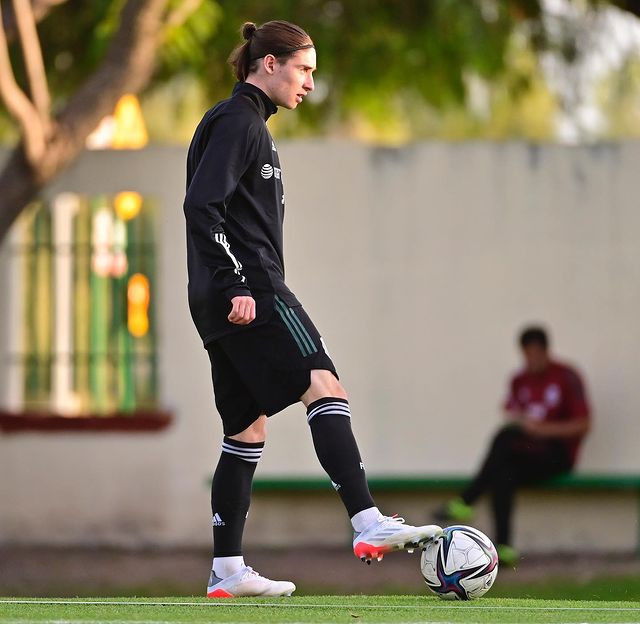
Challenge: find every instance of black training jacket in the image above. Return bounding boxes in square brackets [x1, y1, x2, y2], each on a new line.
[184, 82, 300, 345]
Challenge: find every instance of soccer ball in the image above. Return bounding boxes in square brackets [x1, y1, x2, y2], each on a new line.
[420, 525, 498, 600]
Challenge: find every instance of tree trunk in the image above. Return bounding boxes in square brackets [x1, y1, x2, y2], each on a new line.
[0, 0, 168, 243]
[0, 145, 38, 236]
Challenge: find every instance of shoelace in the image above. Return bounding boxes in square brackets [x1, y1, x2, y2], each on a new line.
[355, 514, 408, 538]
[382, 514, 406, 525]
[240, 566, 261, 581]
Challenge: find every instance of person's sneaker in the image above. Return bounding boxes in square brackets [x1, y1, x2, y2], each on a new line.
[206, 566, 296, 598]
[496, 544, 519, 567]
[433, 498, 474, 523]
[353, 515, 443, 563]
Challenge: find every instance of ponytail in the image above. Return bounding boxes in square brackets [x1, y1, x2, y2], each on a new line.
[228, 20, 313, 81]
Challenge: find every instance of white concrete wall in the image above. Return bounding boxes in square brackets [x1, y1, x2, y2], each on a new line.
[0, 142, 639, 548]
[244, 489, 639, 554]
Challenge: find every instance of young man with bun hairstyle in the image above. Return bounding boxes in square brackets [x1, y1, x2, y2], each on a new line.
[184, 20, 442, 598]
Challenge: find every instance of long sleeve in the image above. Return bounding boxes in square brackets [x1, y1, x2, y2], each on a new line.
[184, 114, 259, 300]
[564, 368, 590, 421]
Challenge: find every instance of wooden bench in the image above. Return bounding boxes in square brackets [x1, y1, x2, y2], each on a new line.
[251, 474, 640, 553]
[253, 473, 640, 493]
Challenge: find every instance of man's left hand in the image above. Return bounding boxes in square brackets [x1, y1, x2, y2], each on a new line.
[519, 419, 548, 438]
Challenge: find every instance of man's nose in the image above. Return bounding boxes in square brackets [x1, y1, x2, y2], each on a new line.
[304, 75, 314, 92]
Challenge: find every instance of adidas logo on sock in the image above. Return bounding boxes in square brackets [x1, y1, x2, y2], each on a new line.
[212, 513, 225, 527]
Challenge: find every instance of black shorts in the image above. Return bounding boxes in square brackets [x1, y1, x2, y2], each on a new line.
[206, 295, 338, 436]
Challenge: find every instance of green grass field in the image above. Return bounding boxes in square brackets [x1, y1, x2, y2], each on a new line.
[2, 596, 640, 624]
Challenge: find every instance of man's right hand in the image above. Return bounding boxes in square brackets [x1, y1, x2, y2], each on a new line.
[228, 295, 256, 325]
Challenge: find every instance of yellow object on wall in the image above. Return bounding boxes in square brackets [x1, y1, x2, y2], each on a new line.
[127, 273, 150, 338]
[112, 95, 148, 149]
[114, 191, 142, 221]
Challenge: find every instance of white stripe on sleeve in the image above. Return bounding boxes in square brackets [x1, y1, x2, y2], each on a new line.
[214, 232, 246, 283]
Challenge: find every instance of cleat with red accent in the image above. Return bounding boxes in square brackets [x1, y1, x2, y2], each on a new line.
[353, 516, 443, 561]
[206, 566, 295, 598]
[208, 588, 233, 598]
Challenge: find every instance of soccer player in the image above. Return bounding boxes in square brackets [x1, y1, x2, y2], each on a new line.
[183, 20, 442, 598]
[435, 326, 591, 566]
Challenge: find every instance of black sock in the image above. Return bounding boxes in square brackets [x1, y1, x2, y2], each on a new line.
[307, 397, 376, 518]
[211, 437, 264, 557]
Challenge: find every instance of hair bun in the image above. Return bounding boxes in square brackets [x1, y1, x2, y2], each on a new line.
[242, 22, 257, 40]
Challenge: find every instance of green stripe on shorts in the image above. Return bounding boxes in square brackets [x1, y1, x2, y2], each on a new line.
[289, 307, 318, 355]
[274, 295, 317, 357]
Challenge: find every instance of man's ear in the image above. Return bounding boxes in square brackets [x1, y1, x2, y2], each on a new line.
[263, 54, 277, 74]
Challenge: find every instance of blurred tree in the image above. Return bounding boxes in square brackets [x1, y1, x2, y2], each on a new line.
[1, 0, 640, 241]
[598, 54, 640, 138]
[195, 0, 640, 140]
[0, 0, 219, 241]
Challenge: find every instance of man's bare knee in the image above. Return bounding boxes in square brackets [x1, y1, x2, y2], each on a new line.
[301, 369, 348, 406]
[229, 414, 267, 443]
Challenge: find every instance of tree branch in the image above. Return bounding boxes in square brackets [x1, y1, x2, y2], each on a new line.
[613, 0, 640, 18]
[0, 0, 170, 241]
[165, 0, 202, 29]
[0, 1, 45, 162]
[12, 0, 51, 125]
[1, 0, 66, 42]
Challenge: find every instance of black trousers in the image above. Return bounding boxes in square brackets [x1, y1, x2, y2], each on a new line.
[461, 424, 572, 546]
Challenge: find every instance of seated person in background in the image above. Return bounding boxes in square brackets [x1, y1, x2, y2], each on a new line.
[435, 326, 591, 566]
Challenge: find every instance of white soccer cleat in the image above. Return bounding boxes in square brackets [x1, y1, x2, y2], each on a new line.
[353, 515, 443, 564]
[206, 566, 296, 598]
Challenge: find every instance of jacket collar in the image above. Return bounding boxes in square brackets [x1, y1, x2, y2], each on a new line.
[233, 82, 277, 121]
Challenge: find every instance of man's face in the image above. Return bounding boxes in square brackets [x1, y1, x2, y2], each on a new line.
[521, 343, 549, 374]
[267, 48, 316, 110]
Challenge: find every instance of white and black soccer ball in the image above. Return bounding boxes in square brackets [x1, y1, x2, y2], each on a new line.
[420, 525, 498, 600]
